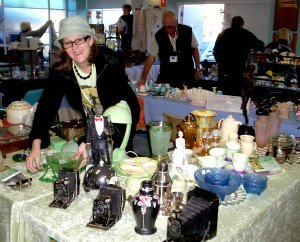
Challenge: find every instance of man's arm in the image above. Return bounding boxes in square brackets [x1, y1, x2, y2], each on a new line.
[192, 47, 201, 80]
[136, 54, 156, 87]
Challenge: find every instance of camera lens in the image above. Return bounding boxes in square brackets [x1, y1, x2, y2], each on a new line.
[96, 202, 105, 215]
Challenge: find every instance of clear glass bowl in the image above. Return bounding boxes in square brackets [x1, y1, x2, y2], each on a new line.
[194, 168, 242, 200]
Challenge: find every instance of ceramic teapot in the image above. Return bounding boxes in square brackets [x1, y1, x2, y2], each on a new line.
[218, 115, 242, 142]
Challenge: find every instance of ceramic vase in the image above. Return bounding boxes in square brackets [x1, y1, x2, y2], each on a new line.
[254, 115, 271, 148]
[132, 180, 160, 235]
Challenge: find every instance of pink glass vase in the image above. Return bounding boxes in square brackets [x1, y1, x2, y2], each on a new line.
[254, 115, 271, 148]
[269, 111, 281, 137]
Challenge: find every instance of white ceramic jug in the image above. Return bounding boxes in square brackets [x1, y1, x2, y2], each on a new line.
[218, 115, 242, 142]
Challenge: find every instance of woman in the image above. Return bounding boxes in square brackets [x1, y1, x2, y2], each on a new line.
[26, 16, 140, 173]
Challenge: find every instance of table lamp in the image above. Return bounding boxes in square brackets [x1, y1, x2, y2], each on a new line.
[103, 100, 132, 165]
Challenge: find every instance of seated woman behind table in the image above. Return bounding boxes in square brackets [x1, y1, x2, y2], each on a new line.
[26, 16, 140, 173]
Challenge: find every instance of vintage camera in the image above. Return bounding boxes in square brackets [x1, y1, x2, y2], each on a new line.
[165, 187, 219, 242]
[87, 184, 126, 230]
[49, 168, 80, 209]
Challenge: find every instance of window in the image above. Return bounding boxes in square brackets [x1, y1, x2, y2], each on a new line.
[0, 0, 67, 58]
[88, 8, 123, 33]
[178, 4, 224, 62]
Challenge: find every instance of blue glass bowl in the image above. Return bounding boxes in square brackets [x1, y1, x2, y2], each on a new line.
[204, 168, 230, 186]
[243, 183, 267, 195]
[243, 173, 268, 188]
[194, 168, 242, 200]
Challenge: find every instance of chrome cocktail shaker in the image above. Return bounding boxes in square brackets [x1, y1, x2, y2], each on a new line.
[151, 160, 172, 215]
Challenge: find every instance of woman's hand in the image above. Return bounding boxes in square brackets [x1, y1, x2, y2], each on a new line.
[74, 142, 89, 169]
[26, 139, 42, 173]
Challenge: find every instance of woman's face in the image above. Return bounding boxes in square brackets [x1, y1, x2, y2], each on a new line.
[62, 35, 94, 66]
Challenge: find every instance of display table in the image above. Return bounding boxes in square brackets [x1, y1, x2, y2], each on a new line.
[142, 95, 300, 136]
[125, 63, 160, 83]
[1, 153, 299, 242]
[0, 153, 52, 242]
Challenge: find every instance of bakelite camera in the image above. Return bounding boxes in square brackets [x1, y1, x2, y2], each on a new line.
[49, 168, 80, 209]
[87, 184, 126, 230]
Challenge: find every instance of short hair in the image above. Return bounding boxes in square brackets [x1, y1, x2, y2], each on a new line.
[275, 28, 292, 42]
[122, 4, 132, 12]
[231, 16, 244, 28]
[20, 21, 31, 32]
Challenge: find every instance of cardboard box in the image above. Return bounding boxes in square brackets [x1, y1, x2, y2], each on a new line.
[206, 94, 250, 114]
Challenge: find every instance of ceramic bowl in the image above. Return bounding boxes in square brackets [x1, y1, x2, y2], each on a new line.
[204, 168, 230, 186]
[194, 168, 242, 200]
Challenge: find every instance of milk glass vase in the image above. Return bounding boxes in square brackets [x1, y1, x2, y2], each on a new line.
[149, 121, 173, 161]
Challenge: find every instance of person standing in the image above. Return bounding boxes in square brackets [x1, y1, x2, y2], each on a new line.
[213, 16, 264, 96]
[26, 16, 140, 173]
[137, 11, 201, 89]
[264, 28, 293, 55]
[16, 20, 53, 42]
[116, 4, 133, 51]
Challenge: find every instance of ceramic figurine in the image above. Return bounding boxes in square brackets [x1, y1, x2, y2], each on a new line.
[86, 104, 114, 165]
[171, 131, 187, 177]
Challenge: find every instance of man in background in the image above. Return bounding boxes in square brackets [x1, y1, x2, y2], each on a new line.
[137, 11, 201, 89]
[213, 16, 264, 96]
[116, 4, 133, 51]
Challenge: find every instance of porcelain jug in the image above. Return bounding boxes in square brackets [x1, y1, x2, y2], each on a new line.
[218, 115, 242, 142]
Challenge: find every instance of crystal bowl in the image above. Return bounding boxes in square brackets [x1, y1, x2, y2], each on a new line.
[194, 168, 242, 200]
[204, 168, 230, 186]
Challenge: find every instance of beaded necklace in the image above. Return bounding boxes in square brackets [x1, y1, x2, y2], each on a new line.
[74, 64, 92, 80]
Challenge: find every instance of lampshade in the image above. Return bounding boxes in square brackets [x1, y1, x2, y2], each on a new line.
[103, 100, 132, 124]
[103, 100, 132, 165]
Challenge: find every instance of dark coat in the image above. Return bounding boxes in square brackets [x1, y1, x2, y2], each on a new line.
[30, 50, 140, 149]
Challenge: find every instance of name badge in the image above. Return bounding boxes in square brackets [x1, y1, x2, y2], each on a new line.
[170, 55, 178, 63]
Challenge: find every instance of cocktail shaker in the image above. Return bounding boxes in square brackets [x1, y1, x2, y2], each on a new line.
[151, 160, 172, 215]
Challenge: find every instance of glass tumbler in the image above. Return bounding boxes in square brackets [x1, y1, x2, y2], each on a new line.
[149, 121, 173, 161]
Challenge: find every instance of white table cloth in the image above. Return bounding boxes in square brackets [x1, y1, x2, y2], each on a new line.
[125, 63, 160, 83]
[0, 153, 52, 242]
[2, 150, 300, 242]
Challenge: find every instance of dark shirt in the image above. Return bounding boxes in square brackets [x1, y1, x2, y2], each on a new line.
[213, 26, 264, 95]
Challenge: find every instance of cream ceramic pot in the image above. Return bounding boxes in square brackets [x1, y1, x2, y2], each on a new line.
[6, 101, 32, 124]
[218, 115, 242, 142]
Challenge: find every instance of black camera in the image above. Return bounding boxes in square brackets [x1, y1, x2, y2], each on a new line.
[87, 184, 126, 230]
[165, 187, 219, 242]
[49, 168, 80, 209]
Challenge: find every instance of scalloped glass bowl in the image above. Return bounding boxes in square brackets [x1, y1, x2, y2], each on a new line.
[243, 173, 268, 195]
[194, 168, 242, 200]
[45, 152, 83, 174]
[204, 168, 230, 186]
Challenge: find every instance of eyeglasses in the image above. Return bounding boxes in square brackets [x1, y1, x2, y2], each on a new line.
[61, 36, 90, 49]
